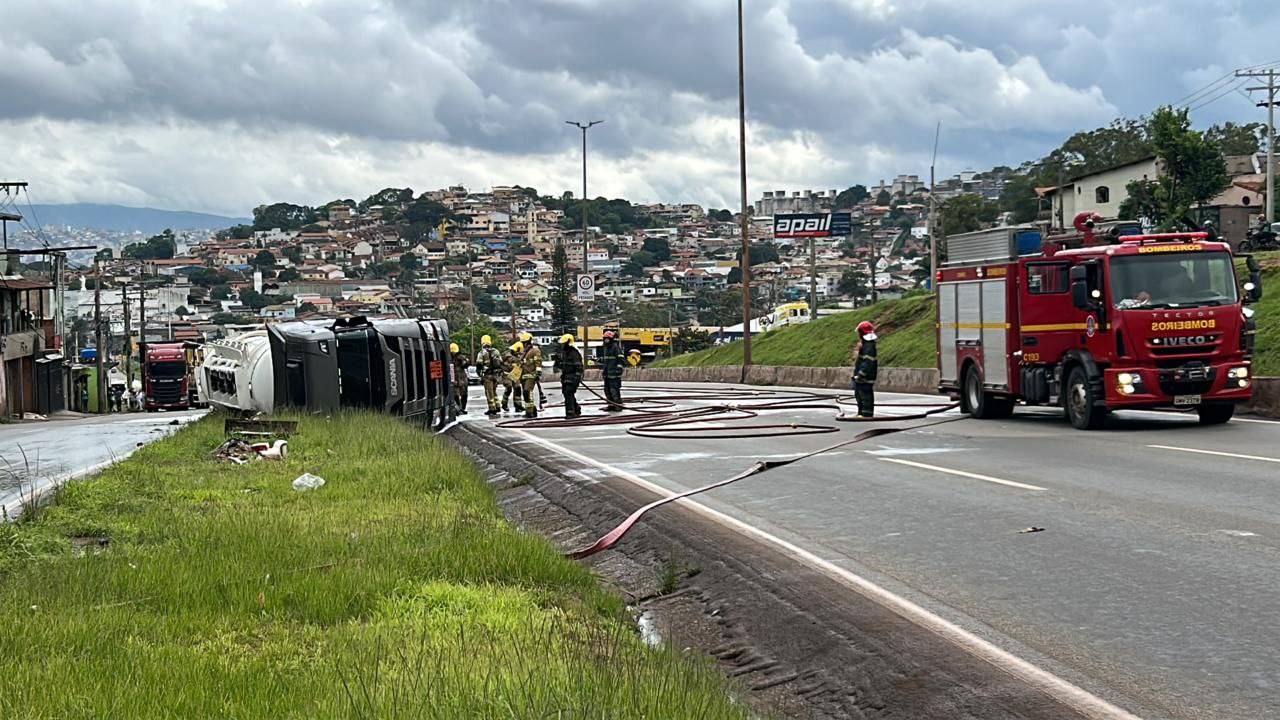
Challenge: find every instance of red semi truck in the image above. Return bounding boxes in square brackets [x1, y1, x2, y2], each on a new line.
[937, 214, 1261, 429]
[144, 343, 191, 411]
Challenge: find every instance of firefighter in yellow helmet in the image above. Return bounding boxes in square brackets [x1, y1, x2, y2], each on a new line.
[501, 341, 523, 413]
[517, 330, 547, 407]
[519, 337, 543, 418]
[474, 334, 504, 416]
[553, 333, 584, 418]
[449, 342, 470, 415]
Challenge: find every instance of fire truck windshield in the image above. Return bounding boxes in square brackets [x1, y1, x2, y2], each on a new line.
[148, 361, 187, 379]
[1111, 251, 1237, 310]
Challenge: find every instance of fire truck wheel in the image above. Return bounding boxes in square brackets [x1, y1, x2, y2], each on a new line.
[963, 365, 1013, 419]
[1197, 403, 1235, 425]
[1064, 366, 1105, 430]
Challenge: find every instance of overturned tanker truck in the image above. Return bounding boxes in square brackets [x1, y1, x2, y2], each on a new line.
[199, 316, 455, 429]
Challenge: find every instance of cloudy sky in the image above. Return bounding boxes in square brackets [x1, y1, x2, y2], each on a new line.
[2, 0, 1278, 217]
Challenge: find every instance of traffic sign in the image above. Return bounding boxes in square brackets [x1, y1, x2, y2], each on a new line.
[576, 274, 596, 301]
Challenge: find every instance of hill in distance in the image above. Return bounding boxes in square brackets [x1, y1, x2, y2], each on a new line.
[20, 204, 250, 234]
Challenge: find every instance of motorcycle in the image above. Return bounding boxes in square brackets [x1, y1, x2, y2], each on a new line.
[1239, 228, 1280, 252]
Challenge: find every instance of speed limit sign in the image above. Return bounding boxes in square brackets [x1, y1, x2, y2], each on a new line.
[576, 274, 596, 301]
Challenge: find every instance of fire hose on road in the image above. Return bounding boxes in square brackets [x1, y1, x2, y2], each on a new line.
[488, 382, 960, 558]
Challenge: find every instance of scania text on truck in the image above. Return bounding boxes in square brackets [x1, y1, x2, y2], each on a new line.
[143, 343, 191, 411]
[936, 213, 1262, 429]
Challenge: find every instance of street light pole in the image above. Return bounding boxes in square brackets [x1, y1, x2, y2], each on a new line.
[737, 0, 752, 383]
[567, 119, 604, 361]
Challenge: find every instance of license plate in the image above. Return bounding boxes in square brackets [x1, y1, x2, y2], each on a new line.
[1174, 395, 1202, 407]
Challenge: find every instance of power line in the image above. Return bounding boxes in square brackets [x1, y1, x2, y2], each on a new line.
[1186, 78, 1250, 112]
[1173, 59, 1280, 107]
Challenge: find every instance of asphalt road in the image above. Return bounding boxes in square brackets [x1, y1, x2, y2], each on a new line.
[462, 380, 1280, 720]
[0, 410, 205, 518]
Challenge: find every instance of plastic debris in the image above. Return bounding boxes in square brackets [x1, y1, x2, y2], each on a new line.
[292, 473, 326, 491]
[1018, 526, 1045, 534]
[252, 439, 288, 460]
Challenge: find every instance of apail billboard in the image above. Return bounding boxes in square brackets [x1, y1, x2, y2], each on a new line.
[773, 212, 852, 239]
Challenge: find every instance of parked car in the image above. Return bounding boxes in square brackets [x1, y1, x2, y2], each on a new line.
[466, 366, 480, 385]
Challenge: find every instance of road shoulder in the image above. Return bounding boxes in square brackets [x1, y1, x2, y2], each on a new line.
[451, 419, 1101, 720]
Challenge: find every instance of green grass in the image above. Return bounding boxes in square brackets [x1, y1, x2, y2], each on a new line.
[663, 256, 1280, 376]
[0, 413, 747, 719]
[656, 292, 937, 369]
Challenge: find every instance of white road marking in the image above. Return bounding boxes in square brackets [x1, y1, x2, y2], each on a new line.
[1218, 529, 1259, 537]
[876, 457, 1046, 491]
[504, 426, 1138, 720]
[1147, 444, 1280, 464]
[866, 447, 964, 457]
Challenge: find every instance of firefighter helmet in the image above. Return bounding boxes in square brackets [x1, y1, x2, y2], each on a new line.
[559, 333, 574, 344]
[511, 342, 523, 353]
[519, 331, 533, 343]
[481, 334, 492, 346]
[856, 321, 875, 337]
[449, 342, 460, 353]
[603, 330, 616, 340]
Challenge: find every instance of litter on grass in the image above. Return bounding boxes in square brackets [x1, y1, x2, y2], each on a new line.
[292, 473, 325, 491]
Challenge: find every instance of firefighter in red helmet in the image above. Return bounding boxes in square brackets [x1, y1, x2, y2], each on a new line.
[852, 320, 878, 418]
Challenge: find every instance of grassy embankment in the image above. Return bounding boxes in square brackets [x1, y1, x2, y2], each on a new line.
[660, 253, 1280, 375]
[0, 414, 746, 719]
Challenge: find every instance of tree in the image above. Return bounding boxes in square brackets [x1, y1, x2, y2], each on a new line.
[298, 302, 319, 314]
[942, 194, 999, 235]
[440, 304, 498, 356]
[619, 301, 669, 328]
[399, 252, 421, 270]
[672, 327, 712, 355]
[875, 190, 892, 205]
[1122, 106, 1230, 230]
[715, 209, 734, 222]
[252, 202, 318, 231]
[737, 242, 779, 266]
[211, 284, 232, 300]
[834, 185, 870, 208]
[238, 289, 270, 311]
[94, 248, 113, 262]
[174, 306, 191, 318]
[838, 268, 869, 298]
[278, 268, 301, 282]
[642, 236, 672, 262]
[251, 250, 277, 270]
[210, 312, 251, 325]
[549, 244, 577, 333]
[998, 173, 1042, 224]
[1205, 121, 1266, 157]
[122, 229, 177, 260]
[727, 265, 742, 285]
[358, 187, 414, 214]
[281, 246, 304, 264]
[695, 289, 743, 326]
[622, 250, 657, 277]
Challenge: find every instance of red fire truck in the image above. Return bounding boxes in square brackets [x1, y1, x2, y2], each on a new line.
[937, 213, 1262, 429]
[143, 343, 191, 411]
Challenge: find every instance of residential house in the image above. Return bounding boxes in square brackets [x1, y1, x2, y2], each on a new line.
[260, 304, 296, 320]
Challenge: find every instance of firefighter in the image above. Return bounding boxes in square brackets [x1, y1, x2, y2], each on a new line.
[450, 342, 470, 415]
[519, 331, 546, 408]
[554, 333, 584, 418]
[475, 334, 504, 416]
[852, 321, 878, 418]
[501, 341, 523, 413]
[598, 329, 626, 411]
[519, 336, 543, 418]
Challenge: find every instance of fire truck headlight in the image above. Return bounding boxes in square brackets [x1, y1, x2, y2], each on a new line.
[1228, 367, 1250, 380]
[1239, 379, 1251, 388]
[1118, 372, 1134, 385]
[1243, 307, 1256, 319]
[1119, 383, 1136, 395]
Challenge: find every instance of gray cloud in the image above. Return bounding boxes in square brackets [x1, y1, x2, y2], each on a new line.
[1, 0, 1276, 216]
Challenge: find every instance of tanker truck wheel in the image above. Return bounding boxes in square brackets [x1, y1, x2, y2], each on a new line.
[1065, 366, 1105, 430]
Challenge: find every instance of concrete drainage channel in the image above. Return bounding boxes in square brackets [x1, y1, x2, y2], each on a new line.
[448, 422, 1108, 720]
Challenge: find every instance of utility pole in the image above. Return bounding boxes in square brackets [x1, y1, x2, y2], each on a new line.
[566, 119, 603, 363]
[0, 182, 29, 252]
[928, 122, 941, 285]
[93, 259, 106, 414]
[121, 282, 133, 388]
[1239, 67, 1278, 225]
[808, 236, 818, 321]
[138, 283, 147, 396]
[737, 0, 752, 382]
